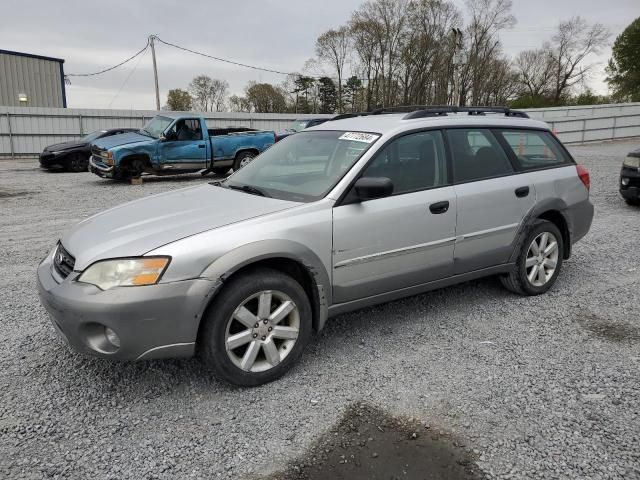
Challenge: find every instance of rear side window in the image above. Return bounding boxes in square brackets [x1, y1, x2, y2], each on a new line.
[446, 129, 513, 183]
[497, 130, 570, 170]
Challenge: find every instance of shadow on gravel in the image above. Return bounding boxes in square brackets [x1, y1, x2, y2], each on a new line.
[577, 312, 640, 343]
[265, 403, 482, 480]
[0, 189, 33, 198]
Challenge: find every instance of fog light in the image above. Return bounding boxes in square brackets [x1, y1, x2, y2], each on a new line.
[621, 177, 630, 186]
[104, 327, 121, 348]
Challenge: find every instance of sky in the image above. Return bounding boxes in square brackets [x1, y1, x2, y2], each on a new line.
[0, 0, 637, 110]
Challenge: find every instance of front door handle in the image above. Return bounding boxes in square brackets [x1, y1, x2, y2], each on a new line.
[429, 201, 450, 214]
[515, 186, 530, 198]
[198, 144, 206, 149]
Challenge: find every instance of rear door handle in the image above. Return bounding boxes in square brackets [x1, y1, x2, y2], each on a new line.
[429, 201, 450, 214]
[515, 186, 530, 198]
[198, 144, 206, 149]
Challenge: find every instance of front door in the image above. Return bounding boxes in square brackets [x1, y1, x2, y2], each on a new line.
[158, 118, 207, 169]
[332, 130, 457, 304]
[445, 128, 536, 274]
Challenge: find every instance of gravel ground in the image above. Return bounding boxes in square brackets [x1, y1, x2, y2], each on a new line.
[1, 140, 639, 480]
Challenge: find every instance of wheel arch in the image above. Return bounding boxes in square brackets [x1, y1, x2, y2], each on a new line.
[197, 241, 330, 339]
[234, 148, 260, 159]
[119, 152, 152, 170]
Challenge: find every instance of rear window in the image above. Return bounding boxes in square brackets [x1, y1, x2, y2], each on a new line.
[497, 130, 571, 170]
[446, 129, 513, 183]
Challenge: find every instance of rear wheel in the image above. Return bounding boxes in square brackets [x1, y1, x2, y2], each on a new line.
[65, 152, 88, 172]
[199, 268, 312, 387]
[625, 198, 640, 206]
[500, 220, 564, 296]
[233, 151, 256, 171]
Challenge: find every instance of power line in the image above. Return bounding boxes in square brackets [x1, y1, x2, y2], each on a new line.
[108, 47, 148, 108]
[154, 36, 296, 76]
[66, 41, 150, 77]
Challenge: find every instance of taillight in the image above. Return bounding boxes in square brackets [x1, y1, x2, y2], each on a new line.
[576, 164, 590, 191]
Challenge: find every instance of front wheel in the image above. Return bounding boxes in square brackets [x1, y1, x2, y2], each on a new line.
[625, 197, 640, 207]
[500, 220, 564, 296]
[199, 268, 312, 387]
[233, 151, 256, 171]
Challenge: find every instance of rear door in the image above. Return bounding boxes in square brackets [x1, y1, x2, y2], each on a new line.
[332, 130, 457, 304]
[446, 128, 536, 274]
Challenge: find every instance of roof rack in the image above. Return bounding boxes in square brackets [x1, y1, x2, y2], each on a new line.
[329, 105, 529, 121]
[403, 106, 529, 119]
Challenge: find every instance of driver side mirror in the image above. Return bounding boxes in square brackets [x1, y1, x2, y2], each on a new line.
[354, 177, 393, 201]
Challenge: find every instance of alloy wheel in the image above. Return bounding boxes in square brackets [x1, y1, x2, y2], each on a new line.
[224, 290, 300, 373]
[525, 231, 559, 287]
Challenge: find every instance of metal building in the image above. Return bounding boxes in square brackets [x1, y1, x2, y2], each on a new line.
[0, 49, 67, 108]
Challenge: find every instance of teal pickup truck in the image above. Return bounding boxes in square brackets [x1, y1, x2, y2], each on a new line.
[89, 113, 275, 180]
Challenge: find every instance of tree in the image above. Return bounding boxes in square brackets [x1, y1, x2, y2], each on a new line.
[606, 17, 640, 101]
[315, 26, 350, 113]
[245, 82, 287, 113]
[228, 95, 251, 112]
[548, 17, 610, 103]
[344, 76, 364, 112]
[165, 88, 193, 111]
[317, 77, 338, 113]
[514, 47, 555, 97]
[188, 75, 229, 111]
[293, 76, 316, 113]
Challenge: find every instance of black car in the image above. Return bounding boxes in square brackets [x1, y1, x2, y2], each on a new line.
[39, 128, 138, 172]
[620, 147, 640, 206]
[275, 118, 332, 142]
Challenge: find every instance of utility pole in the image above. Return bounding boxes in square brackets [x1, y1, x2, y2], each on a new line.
[149, 35, 160, 111]
[450, 28, 463, 107]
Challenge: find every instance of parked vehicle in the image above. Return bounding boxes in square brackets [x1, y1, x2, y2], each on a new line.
[620, 147, 640, 206]
[39, 128, 138, 172]
[275, 117, 331, 142]
[38, 106, 593, 387]
[89, 113, 275, 180]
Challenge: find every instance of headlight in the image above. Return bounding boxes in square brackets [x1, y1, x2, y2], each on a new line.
[623, 156, 640, 168]
[77, 257, 170, 290]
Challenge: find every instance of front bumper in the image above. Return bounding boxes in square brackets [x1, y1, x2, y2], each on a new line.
[89, 155, 114, 178]
[37, 253, 217, 361]
[39, 151, 66, 168]
[620, 166, 640, 200]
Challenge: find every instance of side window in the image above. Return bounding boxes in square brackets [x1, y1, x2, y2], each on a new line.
[170, 119, 203, 141]
[361, 130, 447, 195]
[497, 130, 570, 170]
[447, 129, 513, 183]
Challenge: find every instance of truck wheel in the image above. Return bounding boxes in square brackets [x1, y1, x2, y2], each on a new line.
[499, 220, 564, 296]
[199, 268, 312, 387]
[65, 152, 88, 173]
[625, 198, 640, 206]
[233, 151, 256, 170]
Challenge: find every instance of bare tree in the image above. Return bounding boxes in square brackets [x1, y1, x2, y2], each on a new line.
[548, 17, 610, 103]
[315, 26, 350, 113]
[188, 75, 229, 112]
[210, 79, 229, 112]
[514, 47, 555, 97]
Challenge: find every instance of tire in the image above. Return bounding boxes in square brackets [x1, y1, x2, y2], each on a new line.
[625, 198, 640, 207]
[233, 151, 256, 171]
[65, 152, 88, 173]
[499, 220, 564, 296]
[199, 268, 312, 387]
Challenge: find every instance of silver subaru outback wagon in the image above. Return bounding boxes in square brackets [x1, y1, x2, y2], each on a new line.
[37, 107, 594, 386]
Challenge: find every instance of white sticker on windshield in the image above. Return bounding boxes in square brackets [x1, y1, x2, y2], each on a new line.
[339, 132, 380, 143]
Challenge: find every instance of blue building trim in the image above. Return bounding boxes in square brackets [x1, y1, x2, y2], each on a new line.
[59, 63, 67, 108]
[0, 48, 65, 64]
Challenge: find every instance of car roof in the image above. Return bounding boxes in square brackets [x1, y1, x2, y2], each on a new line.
[308, 113, 550, 136]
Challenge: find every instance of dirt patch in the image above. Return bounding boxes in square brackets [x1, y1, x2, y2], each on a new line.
[266, 403, 483, 480]
[577, 312, 640, 342]
[0, 189, 32, 198]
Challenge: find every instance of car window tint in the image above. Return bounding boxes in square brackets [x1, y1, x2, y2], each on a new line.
[361, 131, 447, 195]
[447, 129, 513, 183]
[498, 130, 570, 169]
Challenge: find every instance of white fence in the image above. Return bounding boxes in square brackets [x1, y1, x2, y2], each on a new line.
[2, 103, 640, 158]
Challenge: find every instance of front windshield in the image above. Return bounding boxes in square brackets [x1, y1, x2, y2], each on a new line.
[81, 130, 106, 142]
[141, 116, 173, 138]
[287, 120, 309, 132]
[225, 130, 381, 202]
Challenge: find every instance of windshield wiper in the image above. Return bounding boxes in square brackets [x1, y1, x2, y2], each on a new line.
[227, 183, 270, 197]
[139, 129, 154, 137]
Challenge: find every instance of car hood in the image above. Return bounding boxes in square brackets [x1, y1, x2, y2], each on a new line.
[45, 141, 86, 152]
[62, 184, 299, 270]
[92, 131, 151, 150]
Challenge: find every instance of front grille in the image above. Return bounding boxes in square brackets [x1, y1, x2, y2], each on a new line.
[91, 145, 106, 157]
[53, 243, 76, 279]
